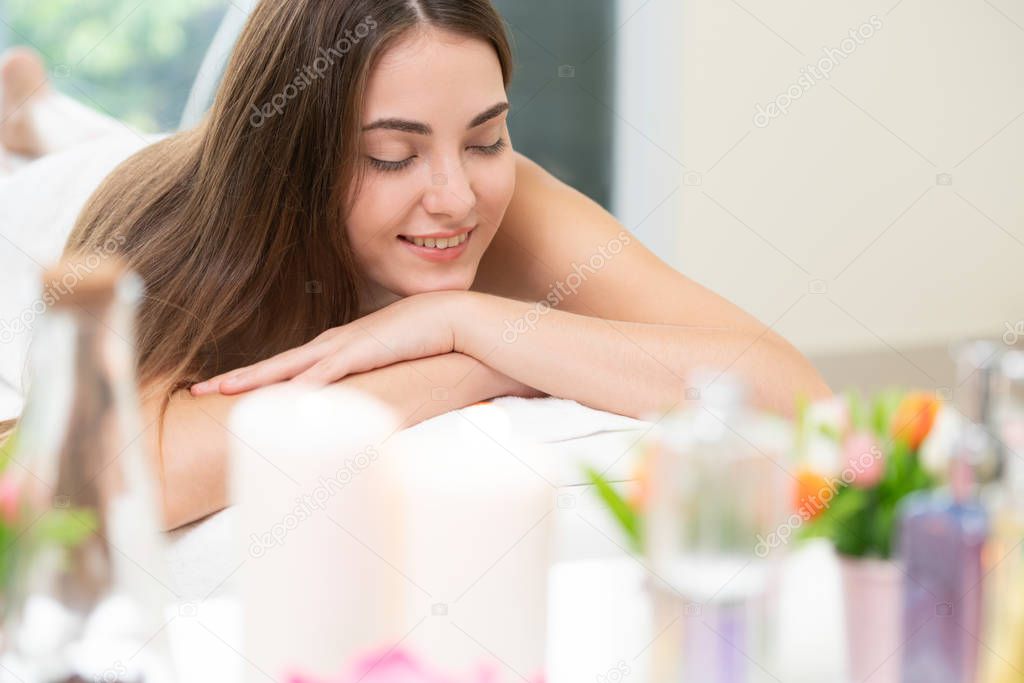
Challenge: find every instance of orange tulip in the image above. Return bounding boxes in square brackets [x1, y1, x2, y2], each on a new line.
[890, 392, 940, 450]
[795, 469, 834, 521]
[629, 442, 657, 510]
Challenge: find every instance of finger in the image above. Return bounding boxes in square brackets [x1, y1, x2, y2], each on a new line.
[190, 368, 247, 396]
[290, 332, 400, 386]
[290, 352, 351, 387]
[216, 342, 334, 394]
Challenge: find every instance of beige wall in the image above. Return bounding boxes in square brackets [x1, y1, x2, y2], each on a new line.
[615, 0, 1023, 388]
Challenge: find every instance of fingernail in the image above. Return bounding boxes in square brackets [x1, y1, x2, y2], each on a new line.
[191, 382, 208, 395]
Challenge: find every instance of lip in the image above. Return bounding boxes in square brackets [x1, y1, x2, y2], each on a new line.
[398, 226, 476, 240]
[398, 228, 473, 262]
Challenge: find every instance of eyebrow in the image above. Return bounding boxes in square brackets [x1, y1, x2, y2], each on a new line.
[362, 101, 510, 135]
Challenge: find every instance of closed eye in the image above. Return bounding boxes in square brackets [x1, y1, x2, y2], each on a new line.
[367, 138, 507, 173]
[368, 156, 416, 172]
[471, 138, 507, 156]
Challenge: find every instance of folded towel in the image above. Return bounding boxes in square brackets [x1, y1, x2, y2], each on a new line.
[391, 395, 652, 490]
[402, 395, 648, 444]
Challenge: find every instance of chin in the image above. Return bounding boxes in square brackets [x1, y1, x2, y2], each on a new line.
[394, 269, 476, 296]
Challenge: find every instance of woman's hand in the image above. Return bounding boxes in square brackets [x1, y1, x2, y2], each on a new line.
[190, 291, 467, 395]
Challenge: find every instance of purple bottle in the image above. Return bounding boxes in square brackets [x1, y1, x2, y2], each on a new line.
[897, 342, 998, 683]
[897, 460, 988, 683]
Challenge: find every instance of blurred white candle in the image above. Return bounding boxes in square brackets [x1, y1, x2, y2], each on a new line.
[230, 384, 401, 682]
[388, 403, 556, 680]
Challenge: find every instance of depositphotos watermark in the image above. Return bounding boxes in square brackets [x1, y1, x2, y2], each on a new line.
[249, 14, 378, 128]
[247, 445, 381, 558]
[753, 15, 883, 128]
[0, 236, 127, 345]
[1004, 321, 1023, 345]
[502, 230, 633, 343]
[596, 661, 631, 683]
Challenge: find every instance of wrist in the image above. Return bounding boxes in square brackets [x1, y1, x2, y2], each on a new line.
[448, 290, 493, 356]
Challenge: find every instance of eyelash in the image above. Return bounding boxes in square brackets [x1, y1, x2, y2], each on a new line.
[368, 138, 507, 173]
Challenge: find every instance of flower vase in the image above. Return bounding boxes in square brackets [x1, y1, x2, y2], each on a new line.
[839, 555, 902, 683]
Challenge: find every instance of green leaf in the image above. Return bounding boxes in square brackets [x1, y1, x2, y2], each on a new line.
[818, 422, 842, 441]
[847, 391, 867, 432]
[794, 394, 811, 457]
[34, 508, 98, 547]
[872, 389, 904, 437]
[0, 425, 19, 472]
[585, 467, 642, 553]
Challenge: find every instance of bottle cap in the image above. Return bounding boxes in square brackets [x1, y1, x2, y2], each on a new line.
[42, 258, 141, 311]
[950, 339, 1000, 423]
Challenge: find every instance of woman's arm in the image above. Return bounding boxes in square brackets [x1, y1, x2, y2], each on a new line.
[453, 292, 830, 419]
[144, 352, 537, 530]
[471, 152, 832, 415]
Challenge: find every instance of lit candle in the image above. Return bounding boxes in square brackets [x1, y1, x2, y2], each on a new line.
[230, 384, 402, 681]
[386, 402, 556, 680]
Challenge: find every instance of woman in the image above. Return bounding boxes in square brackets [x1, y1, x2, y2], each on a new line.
[0, 0, 830, 528]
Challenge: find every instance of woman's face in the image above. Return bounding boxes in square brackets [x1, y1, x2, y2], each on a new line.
[347, 27, 516, 304]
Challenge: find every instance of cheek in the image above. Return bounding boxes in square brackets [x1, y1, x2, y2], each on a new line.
[475, 155, 517, 219]
[344, 155, 516, 264]
[345, 175, 415, 256]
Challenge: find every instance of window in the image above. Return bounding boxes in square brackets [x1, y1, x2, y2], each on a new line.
[0, 0, 227, 132]
[493, 0, 617, 209]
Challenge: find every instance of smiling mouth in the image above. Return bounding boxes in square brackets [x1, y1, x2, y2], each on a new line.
[397, 231, 471, 250]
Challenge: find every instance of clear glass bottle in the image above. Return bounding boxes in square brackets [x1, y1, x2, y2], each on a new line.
[645, 372, 791, 683]
[2, 261, 175, 683]
[897, 343, 992, 683]
[955, 340, 1003, 485]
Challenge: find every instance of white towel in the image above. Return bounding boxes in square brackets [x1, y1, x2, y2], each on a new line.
[402, 394, 647, 443]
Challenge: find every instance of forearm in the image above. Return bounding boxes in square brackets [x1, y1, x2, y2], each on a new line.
[141, 389, 236, 530]
[336, 351, 540, 429]
[143, 353, 532, 529]
[454, 293, 831, 419]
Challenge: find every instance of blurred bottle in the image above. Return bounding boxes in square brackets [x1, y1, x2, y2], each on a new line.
[956, 340, 1003, 485]
[645, 372, 792, 683]
[2, 261, 175, 683]
[980, 349, 1024, 683]
[897, 342, 992, 683]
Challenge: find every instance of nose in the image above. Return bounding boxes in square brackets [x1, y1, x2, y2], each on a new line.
[421, 155, 475, 222]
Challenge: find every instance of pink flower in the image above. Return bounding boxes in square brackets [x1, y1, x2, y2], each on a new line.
[0, 472, 21, 525]
[287, 648, 537, 683]
[842, 431, 884, 488]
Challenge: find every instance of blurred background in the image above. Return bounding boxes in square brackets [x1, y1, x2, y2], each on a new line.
[1, 0, 1021, 396]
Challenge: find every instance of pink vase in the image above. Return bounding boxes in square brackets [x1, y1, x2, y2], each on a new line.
[839, 556, 903, 683]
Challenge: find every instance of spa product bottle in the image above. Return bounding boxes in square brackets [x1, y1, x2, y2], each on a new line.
[646, 372, 791, 683]
[897, 345, 992, 683]
[2, 261, 175, 683]
[980, 350, 1024, 683]
[956, 340, 1003, 485]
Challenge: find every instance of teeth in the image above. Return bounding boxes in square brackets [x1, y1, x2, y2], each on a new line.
[407, 232, 469, 249]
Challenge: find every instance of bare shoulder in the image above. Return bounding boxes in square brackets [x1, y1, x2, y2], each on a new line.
[474, 151, 637, 305]
[474, 151, 771, 332]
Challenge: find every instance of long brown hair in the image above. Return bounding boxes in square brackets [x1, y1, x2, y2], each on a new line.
[64, 0, 513, 398]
